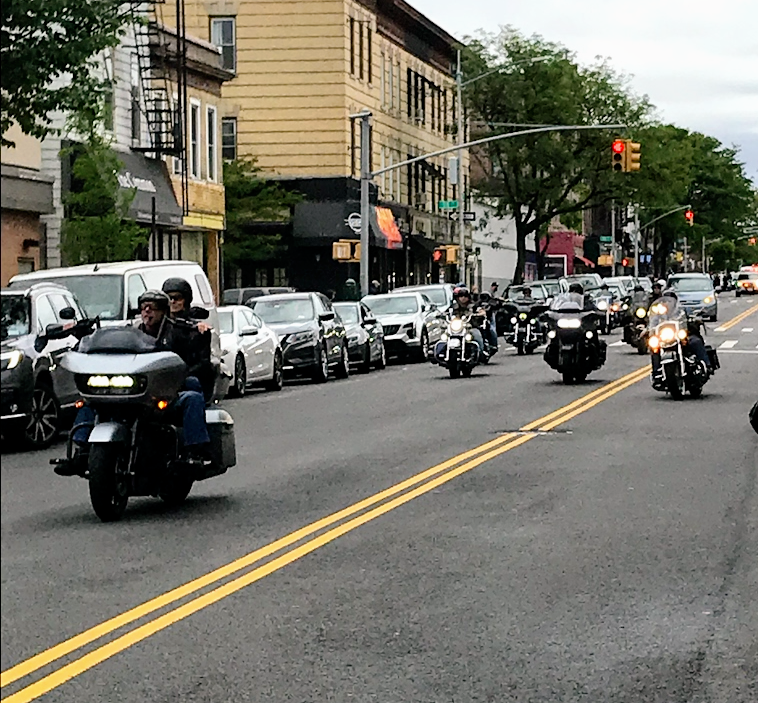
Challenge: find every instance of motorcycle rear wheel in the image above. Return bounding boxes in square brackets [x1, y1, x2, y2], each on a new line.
[88, 444, 129, 522]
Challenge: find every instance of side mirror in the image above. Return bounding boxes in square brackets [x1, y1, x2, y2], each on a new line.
[190, 306, 209, 320]
[240, 326, 259, 336]
[59, 306, 77, 320]
[319, 311, 335, 322]
[45, 322, 66, 337]
[363, 315, 377, 325]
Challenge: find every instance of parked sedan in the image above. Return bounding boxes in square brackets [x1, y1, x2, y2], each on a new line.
[248, 292, 349, 382]
[333, 302, 386, 372]
[1, 284, 87, 448]
[361, 292, 444, 361]
[218, 306, 283, 396]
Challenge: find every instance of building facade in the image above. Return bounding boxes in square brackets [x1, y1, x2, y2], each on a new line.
[1, 125, 55, 286]
[169, 0, 469, 294]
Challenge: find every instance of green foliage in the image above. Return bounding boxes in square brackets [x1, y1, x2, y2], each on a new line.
[708, 241, 735, 271]
[61, 108, 147, 265]
[463, 27, 651, 282]
[223, 159, 302, 266]
[1, 0, 129, 146]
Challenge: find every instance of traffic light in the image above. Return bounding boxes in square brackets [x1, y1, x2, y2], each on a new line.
[684, 210, 694, 227]
[612, 139, 625, 171]
[621, 257, 629, 267]
[626, 140, 641, 172]
[433, 247, 446, 264]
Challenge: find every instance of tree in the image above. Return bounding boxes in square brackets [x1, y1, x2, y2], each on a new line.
[223, 158, 302, 268]
[1, 0, 130, 146]
[61, 108, 147, 265]
[463, 27, 651, 282]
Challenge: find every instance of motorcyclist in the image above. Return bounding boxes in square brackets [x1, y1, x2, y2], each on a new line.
[450, 286, 488, 357]
[477, 290, 499, 351]
[65, 291, 211, 471]
[649, 289, 712, 389]
[648, 280, 665, 307]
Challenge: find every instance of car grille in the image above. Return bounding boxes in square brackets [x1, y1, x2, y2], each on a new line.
[383, 324, 401, 336]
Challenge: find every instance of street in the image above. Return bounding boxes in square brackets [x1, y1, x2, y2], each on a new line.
[1, 296, 756, 703]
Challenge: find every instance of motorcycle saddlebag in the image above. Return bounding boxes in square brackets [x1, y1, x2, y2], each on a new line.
[706, 345, 720, 371]
[204, 408, 236, 473]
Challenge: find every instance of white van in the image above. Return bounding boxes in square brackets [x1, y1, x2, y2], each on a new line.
[10, 260, 230, 399]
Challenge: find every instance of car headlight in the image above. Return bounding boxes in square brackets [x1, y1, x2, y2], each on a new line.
[596, 300, 608, 310]
[659, 326, 676, 343]
[288, 331, 315, 344]
[703, 296, 713, 304]
[557, 318, 581, 329]
[450, 319, 464, 333]
[347, 334, 359, 343]
[635, 307, 647, 319]
[1, 349, 24, 371]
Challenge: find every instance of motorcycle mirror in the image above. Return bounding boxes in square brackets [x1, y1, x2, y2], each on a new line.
[34, 336, 49, 353]
[190, 306, 210, 320]
[59, 306, 77, 320]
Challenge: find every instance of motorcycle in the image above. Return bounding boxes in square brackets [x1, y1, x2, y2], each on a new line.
[432, 313, 483, 378]
[543, 293, 607, 384]
[40, 319, 236, 521]
[623, 302, 649, 355]
[502, 301, 549, 355]
[647, 302, 719, 400]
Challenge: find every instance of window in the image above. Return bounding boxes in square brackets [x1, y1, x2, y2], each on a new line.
[380, 53, 386, 107]
[35, 296, 58, 335]
[171, 94, 183, 174]
[366, 25, 372, 83]
[349, 18, 355, 75]
[130, 55, 140, 144]
[206, 105, 217, 181]
[358, 21, 364, 79]
[222, 116, 237, 161]
[272, 267, 287, 286]
[103, 50, 114, 132]
[189, 100, 201, 178]
[210, 17, 236, 72]
[127, 275, 147, 315]
[194, 273, 213, 305]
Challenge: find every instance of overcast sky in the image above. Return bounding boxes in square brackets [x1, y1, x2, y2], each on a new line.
[410, 0, 758, 185]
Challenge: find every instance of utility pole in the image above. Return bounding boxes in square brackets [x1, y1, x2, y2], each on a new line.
[633, 209, 640, 278]
[683, 237, 689, 272]
[456, 50, 465, 285]
[610, 200, 616, 275]
[351, 110, 373, 296]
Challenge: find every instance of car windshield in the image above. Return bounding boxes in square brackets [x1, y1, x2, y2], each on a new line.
[218, 311, 235, 334]
[415, 288, 448, 306]
[18, 275, 123, 320]
[565, 276, 599, 289]
[364, 295, 419, 315]
[250, 297, 314, 324]
[1, 296, 31, 340]
[333, 304, 359, 324]
[538, 281, 561, 296]
[509, 285, 545, 300]
[670, 278, 712, 292]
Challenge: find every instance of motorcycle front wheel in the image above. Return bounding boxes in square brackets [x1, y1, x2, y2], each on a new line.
[88, 444, 129, 522]
[160, 477, 194, 507]
[666, 367, 684, 400]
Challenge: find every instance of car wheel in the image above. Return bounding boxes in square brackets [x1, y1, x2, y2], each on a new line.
[417, 328, 429, 362]
[230, 354, 246, 397]
[24, 383, 60, 449]
[311, 343, 329, 384]
[265, 352, 284, 392]
[374, 342, 387, 370]
[359, 343, 372, 373]
[335, 344, 350, 379]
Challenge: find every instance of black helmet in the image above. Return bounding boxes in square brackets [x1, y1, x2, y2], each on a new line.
[522, 286, 532, 295]
[162, 277, 193, 305]
[568, 283, 584, 295]
[454, 286, 471, 299]
[138, 289, 170, 311]
[479, 291, 491, 302]
[634, 284, 644, 292]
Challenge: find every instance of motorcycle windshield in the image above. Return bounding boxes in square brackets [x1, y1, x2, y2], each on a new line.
[648, 296, 684, 328]
[78, 326, 158, 355]
[550, 293, 584, 312]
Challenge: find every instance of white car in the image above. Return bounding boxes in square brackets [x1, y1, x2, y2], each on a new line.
[218, 306, 283, 396]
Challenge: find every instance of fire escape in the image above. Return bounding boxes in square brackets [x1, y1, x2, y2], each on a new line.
[127, 0, 188, 215]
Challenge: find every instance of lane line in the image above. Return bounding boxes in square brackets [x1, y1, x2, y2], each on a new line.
[1, 368, 649, 703]
[714, 303, 758, 332]
[719, 340, 738, 349]
[741, 327, 754, 333]
[0, 366, 648, 689]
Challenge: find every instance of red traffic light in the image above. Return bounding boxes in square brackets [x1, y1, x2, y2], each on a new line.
[684, 209, 694, 221]
[433, 249, 443, 262]
[612, 140, 625, 153]
[621, 257, 629, 267]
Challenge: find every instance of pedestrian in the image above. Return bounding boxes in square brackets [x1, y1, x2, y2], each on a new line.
[489, 281, 499, 297]
[369, 279, 381, 295]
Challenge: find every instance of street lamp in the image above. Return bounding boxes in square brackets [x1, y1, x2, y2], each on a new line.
[454, 52, 554, 285]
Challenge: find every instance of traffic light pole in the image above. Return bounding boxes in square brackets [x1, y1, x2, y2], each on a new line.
[456, 50, 466, 284]
[351, 110, 373, 296]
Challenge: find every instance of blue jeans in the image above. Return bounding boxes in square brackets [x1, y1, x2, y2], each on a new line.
[486, 316, 499, 350]
[73, 377, 209, 447]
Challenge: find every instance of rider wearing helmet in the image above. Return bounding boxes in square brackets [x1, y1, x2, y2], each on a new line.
[451, 286, 488, 357]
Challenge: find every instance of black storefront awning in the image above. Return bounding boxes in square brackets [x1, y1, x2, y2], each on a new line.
[116, 151, 183, 228]
[409, 234, 438, 254]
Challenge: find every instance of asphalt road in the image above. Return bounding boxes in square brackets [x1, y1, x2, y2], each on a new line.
[2, 293, 757, 703]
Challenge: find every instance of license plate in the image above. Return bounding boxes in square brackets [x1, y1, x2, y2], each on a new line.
[448, 338, 462, 348]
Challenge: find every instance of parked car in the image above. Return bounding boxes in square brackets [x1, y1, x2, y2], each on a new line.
[247, 292, 349, 382]
[333, 301, 386, 372]
[1, 284, 87, 448]
[10, 260, 230, 400]
[666, 273, 717, 320]
[362, 292, 444, 361]
[222, 287, 295, 305]
[735, 271, 758, 296]
[390, 284, 456, 313]
[603, 276, 636, 295]
[530, 279, 562, 299]
[217, 306, 283, 396]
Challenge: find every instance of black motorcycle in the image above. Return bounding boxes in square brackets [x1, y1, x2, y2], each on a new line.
[623, 300, 650, 355]
[432, 313, 482, 378]
[41, 320, 236, 521]
[543, 293, 607, 384]
[502, 301, 548, 355]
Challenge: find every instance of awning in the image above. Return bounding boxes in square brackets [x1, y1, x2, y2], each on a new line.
[370, 206, 404, 250]
[409, 234, 438, 254]
[574, 255, 596, 268]
[116, 151, 183, 228]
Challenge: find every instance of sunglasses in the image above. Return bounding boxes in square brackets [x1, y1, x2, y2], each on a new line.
[140, 303, 162, 312]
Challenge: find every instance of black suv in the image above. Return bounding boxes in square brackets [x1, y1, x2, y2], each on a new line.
[247, 292, 349, 382]
[1, 283, 87, 448]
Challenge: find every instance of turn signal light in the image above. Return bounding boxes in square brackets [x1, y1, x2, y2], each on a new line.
[75, 400, 85, 409]
[157, 399, 169, 410]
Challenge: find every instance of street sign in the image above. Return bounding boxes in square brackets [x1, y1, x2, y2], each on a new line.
[448, 211, 476, 222]
[346, 213, 361, 233]
[438, 200, 459, 210]
[599, 235, 613, 243]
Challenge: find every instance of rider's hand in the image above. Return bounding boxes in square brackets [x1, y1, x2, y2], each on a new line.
[197, 321, 212, 334]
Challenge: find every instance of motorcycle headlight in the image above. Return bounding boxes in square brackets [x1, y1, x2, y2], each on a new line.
[585, 331, 594, 339]
[677, 329, 688, 340]
[557, 318, 581, 329]
[510, 317, 517, 325]
[611, 303, 620, 312]
[635, 307, 647, 319]
[659, 326, 676, 343]
[465, 333, 473, 341]
[1, 349, 24, 371]
[649, 335, 660, 349]
[651, 304, 667, 315]
[441, 333, 448, 341]
[547, 330, 557, 339]
[87, 374, 136, 388]
[530, 318, 536, 324]
[596, 300, 608, 310]
[622, 303, 629, 310]
[450, 319, 464, 333]
[518, 312, 528, 320]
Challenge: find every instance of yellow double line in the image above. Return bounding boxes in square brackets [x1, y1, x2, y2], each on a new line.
[715, 302, 758, 331]
[1, 366, 649, 702]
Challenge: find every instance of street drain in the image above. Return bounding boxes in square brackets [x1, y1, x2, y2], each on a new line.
[491, 429, 574, 436]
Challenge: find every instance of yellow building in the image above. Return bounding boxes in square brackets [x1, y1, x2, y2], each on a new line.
[163, 0, 467, 292]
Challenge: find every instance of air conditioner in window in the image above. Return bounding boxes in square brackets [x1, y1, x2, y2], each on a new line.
[413, 192, 428, 208]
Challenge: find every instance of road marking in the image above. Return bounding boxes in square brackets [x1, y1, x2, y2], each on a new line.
[609, 340, 625, 347]
[742, 327, 754, 333]
[719, 340, 738, 349]
[718, 349, 758, 355]
[714, 303, 758, 332]
[1, 367, 650, 701]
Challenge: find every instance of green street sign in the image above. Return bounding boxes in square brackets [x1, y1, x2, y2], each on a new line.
[438, 200, 459, 209]
[599, 235, 613, 243]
